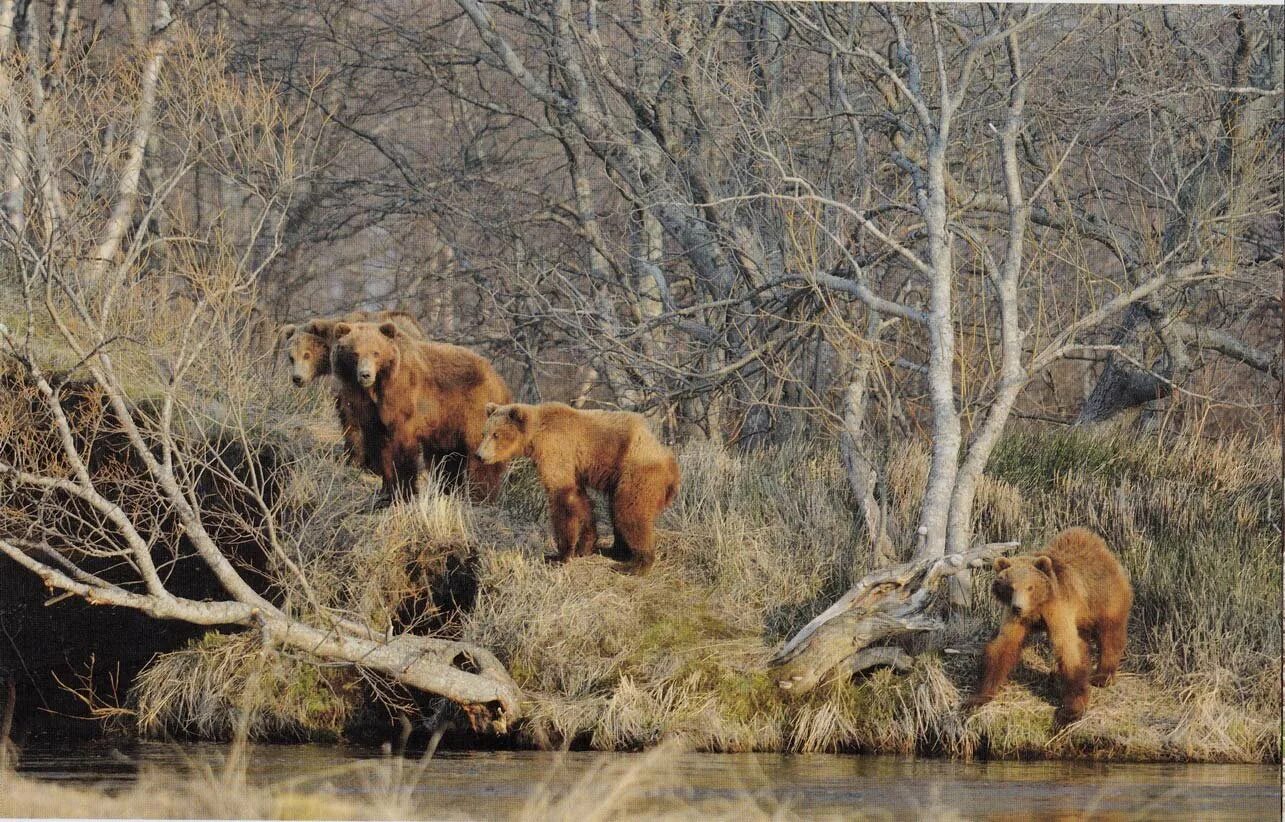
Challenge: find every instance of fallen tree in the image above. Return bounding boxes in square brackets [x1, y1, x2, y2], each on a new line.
[770, 540, 1018, 694]
[0, 325, 523, 733]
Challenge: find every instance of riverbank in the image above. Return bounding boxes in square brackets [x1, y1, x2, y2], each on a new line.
[125, 417, 1279, 763]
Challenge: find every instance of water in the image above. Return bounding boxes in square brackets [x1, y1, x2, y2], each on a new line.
[12, 741, 1280, 820]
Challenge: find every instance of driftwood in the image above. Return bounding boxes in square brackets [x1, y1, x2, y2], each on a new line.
[770, 541, 1019, 694]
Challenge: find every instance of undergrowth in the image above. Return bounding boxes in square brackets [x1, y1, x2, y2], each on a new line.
[130, 406, 1280, 763]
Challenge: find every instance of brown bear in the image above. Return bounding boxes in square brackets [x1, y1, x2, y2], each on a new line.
[965, 527, 1132, 725]
[329, 320, 512, 502]
[279, 310, 422, 471]
[474, 402, 680, 574]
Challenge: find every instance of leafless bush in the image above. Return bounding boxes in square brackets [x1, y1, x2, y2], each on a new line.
[0, 11, 519, 730]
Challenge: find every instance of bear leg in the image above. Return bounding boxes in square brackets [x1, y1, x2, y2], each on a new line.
[965, 619, 1028, 710]
[1048, 611, 1091, 724]
[599, 519, 631, 562]
[548, 486, 591, 563]
[466, 454, 506, 503]
[575, 494, 599, 558]
[336, 395, 365, 467]
[379, 437, 421, 503]
[609, 489, 657, 575]
[360, 420, 386, 475]
[1091, 616, 1127, 687]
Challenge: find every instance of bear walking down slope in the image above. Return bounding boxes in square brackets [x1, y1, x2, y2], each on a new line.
[475, 402, 680, 575]
[279, 310, 423, 472]
[966, 527, 1132, 725]
[329, 320, 512, 503]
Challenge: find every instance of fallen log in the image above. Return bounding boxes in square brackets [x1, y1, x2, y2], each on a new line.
[770, 541, 1019, 694]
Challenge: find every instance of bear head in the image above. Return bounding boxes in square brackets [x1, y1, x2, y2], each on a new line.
[280, 322, 333, 386]
[991, 555, 1058, 620]
[331, 321, 401, 389]
[476, 403, 532, 464]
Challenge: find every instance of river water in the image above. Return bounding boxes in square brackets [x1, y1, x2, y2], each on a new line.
[11, 741, 1280, 820]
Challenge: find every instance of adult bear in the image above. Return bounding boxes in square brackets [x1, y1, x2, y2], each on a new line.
[474, 402, 680, 574]
[279, 310, 422, 472]
[965, 527, 1132, 725]
[329, 320, 511, 502]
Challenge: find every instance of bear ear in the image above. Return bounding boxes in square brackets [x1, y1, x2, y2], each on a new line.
[508, 406, 528, 429]
[484, 402, 499, 417]
[993, 557, 1011, 573]
[332, 322, 352, 339]
[303, 319, 335, 338]
[378, 321, 398, 340]
[279, 324, 297, 341]
[1034, 556, 1056, 579]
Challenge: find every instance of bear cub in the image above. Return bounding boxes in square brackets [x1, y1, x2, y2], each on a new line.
[966, 527, 1132, 725]
[475, 402, 680, 574]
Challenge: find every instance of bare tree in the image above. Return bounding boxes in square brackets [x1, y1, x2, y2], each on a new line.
[0, 12, 521, 730]
[6, 1, 1274, 710]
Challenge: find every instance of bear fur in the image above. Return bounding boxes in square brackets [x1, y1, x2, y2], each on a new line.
[966, 527, 1132, 724]
[279, 310, 422, 471]
[329, 320, 512, 502]
[475, 402, 680, 574]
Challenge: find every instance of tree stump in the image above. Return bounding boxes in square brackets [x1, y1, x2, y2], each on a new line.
[769, 542, 1018, 694]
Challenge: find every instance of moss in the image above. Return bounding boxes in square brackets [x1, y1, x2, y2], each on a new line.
[507, 659, 540, 688]
[634, 603, 740, 658]
[713, 670, 782, 724]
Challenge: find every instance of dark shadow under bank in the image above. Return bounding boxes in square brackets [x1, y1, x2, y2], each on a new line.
[0, 372, 285, 745]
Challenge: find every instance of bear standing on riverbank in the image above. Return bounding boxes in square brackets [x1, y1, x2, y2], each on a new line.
[280, 310, 423, 471]
[474, 402, 680, 574]
[965, 527, 1132, 724]
[329, 320, 511, 502]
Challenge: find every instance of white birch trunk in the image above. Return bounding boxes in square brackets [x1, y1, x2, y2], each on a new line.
[913, 137, 962, 562]
[84, 5, 172, 282]
[942, 34, 1031, 604]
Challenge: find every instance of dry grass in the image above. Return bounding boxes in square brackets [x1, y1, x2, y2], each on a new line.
[66, 412, 1285, 763]
[452, 430, 1280, 762]
[0, 764, 410, 820]
[131, 632, 357, 742]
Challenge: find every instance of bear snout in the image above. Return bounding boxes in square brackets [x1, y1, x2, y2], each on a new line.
[357, 369, 376, 387]
[291, 374, 304, 386]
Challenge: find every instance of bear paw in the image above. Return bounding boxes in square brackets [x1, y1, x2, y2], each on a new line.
[1053, 705, 1085, 727]
[1090, 671, 1116, 688]
[597, 543, 633, 562]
